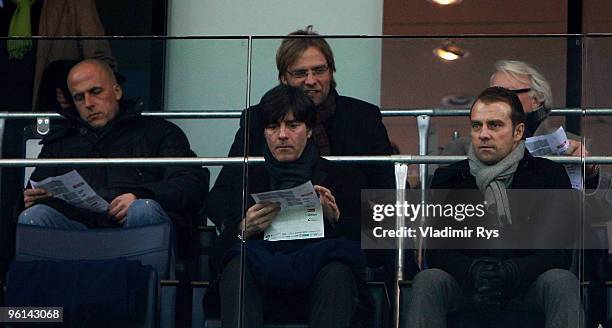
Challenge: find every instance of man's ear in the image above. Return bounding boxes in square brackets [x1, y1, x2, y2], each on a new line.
[530, 96, 541, 109]
[280, 74, 288, 85]
[307, 128, 312, 139]
[113, 84, 123, 101]
[513, 122, 525, 141]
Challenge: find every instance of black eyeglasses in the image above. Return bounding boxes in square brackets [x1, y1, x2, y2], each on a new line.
[510, 88, 531, 94]
[287, 65, 329, 79]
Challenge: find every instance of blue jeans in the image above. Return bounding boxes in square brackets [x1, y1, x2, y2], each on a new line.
[18, 199, 171, 230]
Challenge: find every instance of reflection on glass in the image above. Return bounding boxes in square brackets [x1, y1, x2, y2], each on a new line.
[2, 34, 612, 327]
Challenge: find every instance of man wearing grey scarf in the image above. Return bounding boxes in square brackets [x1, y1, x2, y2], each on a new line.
[468, 141, 525, 227]
[406, 87, 582, 328]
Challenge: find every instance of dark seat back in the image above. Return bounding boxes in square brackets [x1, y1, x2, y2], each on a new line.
[14, 222, 174, 279]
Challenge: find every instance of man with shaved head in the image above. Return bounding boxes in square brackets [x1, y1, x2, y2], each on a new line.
[17, 59, 209, 239]
[67, 59, 123, 129]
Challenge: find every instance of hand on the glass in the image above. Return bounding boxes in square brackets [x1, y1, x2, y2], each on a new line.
[55, 87, 71, 109]
[108, 193, 137, 224]
[240, 201, 280, 238]
[23, 188, 52, 208]
[315, 185, 340, 224]
[565, 139, 597, 176]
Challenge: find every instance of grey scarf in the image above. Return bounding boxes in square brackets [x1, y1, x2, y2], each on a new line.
[468, 141, 525, 226]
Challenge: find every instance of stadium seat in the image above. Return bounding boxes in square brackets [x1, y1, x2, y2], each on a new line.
[8, 222, 175, 327]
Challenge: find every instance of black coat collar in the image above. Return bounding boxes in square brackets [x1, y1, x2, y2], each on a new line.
[41, 97, 145, 145]
[436, 149, 539, 189]
[327, 90, 346, 153]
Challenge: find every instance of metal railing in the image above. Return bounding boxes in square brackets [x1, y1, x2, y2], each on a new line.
[2, 107, 612, 120]
[6, 106, 612, 328]
[5, 107, 612, 136]
[2, 155, 612, 168]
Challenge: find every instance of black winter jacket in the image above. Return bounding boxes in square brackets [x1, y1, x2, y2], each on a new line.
[428, 150, 577, 293]
[208, 90, 394, 227]
[209, 158, 366, 268]
[24, 98, 209, 229]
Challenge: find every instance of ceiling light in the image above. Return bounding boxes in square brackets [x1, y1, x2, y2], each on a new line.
[428, 0, 463, 6]
[433, 41, 468, 61]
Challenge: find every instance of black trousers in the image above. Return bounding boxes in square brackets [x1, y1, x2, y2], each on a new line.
[219, 257, 358, 328]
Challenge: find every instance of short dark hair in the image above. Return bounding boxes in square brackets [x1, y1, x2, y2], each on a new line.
[471, 86, 525, 127]
[276, 25, 336, 88]
[259, 84, 316, 130]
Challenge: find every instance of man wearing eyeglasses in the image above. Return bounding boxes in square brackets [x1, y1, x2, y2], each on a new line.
[444, 60, 600, 178]
[209, 26, 395, 229]
[444, 61, 555, 150]
[444, 60, 612, 212]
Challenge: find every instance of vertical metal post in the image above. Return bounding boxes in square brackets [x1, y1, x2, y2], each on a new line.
[393, 115, 430, 328]
[239, 35, 253, 328]
[393, 163, 407, 328]
[417, 116, 431, 267]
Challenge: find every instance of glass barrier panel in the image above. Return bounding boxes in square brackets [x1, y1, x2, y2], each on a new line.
[242, 35, 589, 327]
[2, 33, 608, 327]
[0, 36, 251, 327]
[584, 34, 612, 328]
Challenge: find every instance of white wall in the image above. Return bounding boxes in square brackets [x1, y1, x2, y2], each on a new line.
[165, 0, 384, 182]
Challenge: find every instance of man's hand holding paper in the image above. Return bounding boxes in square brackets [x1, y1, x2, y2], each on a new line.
[565, 139, 598, 176]
[525, 127, 589, 189]
[23, 188, 53, 208]
[240, 201, 281, 239]
[251, 181, 326, 241]
[29, 170, 110, 212]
